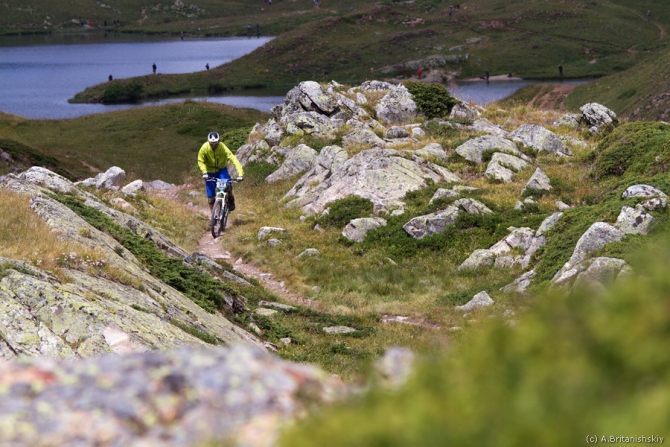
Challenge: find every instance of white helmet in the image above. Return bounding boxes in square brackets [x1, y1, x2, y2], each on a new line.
[207, 132, 220, 144]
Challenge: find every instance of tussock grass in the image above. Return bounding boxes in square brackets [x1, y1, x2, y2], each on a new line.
[0, 189, 103, 271]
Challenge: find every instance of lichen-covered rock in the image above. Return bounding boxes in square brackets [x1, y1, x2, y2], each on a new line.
[572, 257, 630, 290]
[579, 102, 618, 133]
[121, 179, 144, 195]
[403, 206, 460, 239]
[485, 152, 530, 183]
[523, 167, 552, 193]
[615, 205, 655, 235]
[386, 126, 410, 139]
[455, 135, 522, 164]
[454, 198, 494, 215]
[342, 217, 387, 243]
[0, 345, 345, 447]
[500, 270, 536, 294]
[236, 140, 278, 166]
[455, 291, 494, 311]
[621, 184, 667, 199]
[415, 143, 448, 161]
[282, 111, 338, 139]
[510, 124, 572, 156]
[265, 144, 318, 183]
[258, 227, 287, 241]
[536, 212, 563, 236]
[343, 120, 385, 148]
[465, 118, 509, 138]
[429, 188, 460, 204]
[375, 85, 419, 124]
[553, 113, 580, 129]
[284, 149, 460, 216]
[458, 249, 495, 270]
[449, 101, 480, 122]
[356, 80, 396, 92]
[568, 222, 625, 266]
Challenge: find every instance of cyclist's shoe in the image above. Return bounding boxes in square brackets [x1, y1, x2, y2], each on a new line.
[228, 194, 236, 211]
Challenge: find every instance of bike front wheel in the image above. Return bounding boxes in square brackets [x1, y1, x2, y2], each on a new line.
[211, 200, 223, 238]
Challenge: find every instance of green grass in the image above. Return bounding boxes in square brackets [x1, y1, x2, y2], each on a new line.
[0, 102, 268, 183]
[279, 241, 670, 446]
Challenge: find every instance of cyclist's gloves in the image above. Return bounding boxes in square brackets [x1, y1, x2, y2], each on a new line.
[202, 173, 209, 179]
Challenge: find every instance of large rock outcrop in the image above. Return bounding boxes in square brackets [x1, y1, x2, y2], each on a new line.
[0, 167, 262, 360]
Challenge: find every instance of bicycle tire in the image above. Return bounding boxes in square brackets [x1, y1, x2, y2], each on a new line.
[211, 200, 223, 238]
[219, 202, 229, 234]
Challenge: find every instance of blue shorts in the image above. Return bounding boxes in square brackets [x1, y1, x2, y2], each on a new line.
[205, 168, 231, 198]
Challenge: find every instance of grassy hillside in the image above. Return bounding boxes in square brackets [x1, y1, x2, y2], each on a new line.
[0, 102, 268, 182]
[56, 0, 669, 113]
[565, 44, 670, 122]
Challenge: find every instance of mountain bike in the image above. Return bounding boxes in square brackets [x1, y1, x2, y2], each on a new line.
[207, 178, 240, 238]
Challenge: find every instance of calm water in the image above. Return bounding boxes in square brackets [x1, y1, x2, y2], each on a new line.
[0, 33, 280, 119]
[448, 78, 590, 106]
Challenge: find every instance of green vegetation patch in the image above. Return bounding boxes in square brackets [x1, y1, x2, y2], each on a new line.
[0, 138, 74, 180]
[279, 242, 670, 446]
[590, 122, 670, 180]
[317, 196, 374, 229]
[100, 80, 144, 103]
[403, 82, 458, 120]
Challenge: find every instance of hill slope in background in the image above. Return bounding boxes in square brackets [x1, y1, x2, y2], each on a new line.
[7, 0, 659, 120]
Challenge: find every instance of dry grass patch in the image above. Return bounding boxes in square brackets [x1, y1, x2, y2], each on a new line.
[0, 189, 106, 272]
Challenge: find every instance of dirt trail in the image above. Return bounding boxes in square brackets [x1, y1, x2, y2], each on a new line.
[529, 84, 577, 111]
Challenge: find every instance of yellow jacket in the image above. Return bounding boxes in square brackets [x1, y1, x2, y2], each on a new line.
[197, 141, 244, 177]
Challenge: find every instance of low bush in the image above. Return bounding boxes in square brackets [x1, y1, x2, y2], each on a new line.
[100, 80, 144, 103]
[317, 196, 374, 228]
[403, 82, 458, 119]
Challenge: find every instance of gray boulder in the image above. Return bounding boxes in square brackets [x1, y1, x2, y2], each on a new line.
[455, 135, 522, 164]
[415, 143, 448, 161]
[454, 198, 494, 215]
[449, 101, 480, 122]
[458, 249, 495, 270]
[121, 179, 144, 195]
[285, 148, 461, 216]
[258, 226, 287, 241]
[342, 217, 387, 243]
[621, 184, 667, 199]
[485, 152, 530, 183]
[466, 118, 509, 138]
[553, 113, 580, 129]
[572, 257, 630, 290]
[500, 270, 536, 294]
[282, 112, 337, 139]
[357, 80, 396, 92]
[429, 188, 460, 204]
[386, 126, 410, 139]
[569, 222, 625, 266]
[297, 248, 321, 258]
[403, 206, 460, 239]
[236, 140, 278, 166]
[579, 103, 618, 133]
[455, 291, 494, 311]
[343, 121, 385, 148]
[375, 85, 419, 124]
[510, 124, 572, 156]
[536, 212, 563, 236]
[523, 167, 552, 193]
[265, 144, 318, 183]
[297, 80, 338, 114]
[615, 205, 654, 235]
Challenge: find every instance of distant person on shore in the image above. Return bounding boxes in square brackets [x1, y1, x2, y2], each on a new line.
[485, 70, 489, 81]
[206, 63, 209, 70]
[256, 23, 260, 35]
[108, 74, 113, 81]
[558, 64, 563, 77]
[417, 68, 423, 79]
[646, 10, 651, 20]
[247, 24, 251, 35]
[152, 63, 157, 74]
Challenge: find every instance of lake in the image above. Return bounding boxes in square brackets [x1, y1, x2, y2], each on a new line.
[0, 33, 588, 120]
[0, 33, 278, 119]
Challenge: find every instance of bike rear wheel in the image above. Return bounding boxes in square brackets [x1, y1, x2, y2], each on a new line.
[211, 200, 223, 238]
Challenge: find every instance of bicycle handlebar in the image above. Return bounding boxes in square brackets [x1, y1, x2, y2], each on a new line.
[205, 178, 242, 183]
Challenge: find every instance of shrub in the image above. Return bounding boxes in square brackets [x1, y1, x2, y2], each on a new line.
[590, 122, 670, 180]
[403, 82, 458, 119]
[244, 161, 278, 186]
[222, 127, 252, 153]
[317, 196, 374, 228]
[100, 80, 144, 103]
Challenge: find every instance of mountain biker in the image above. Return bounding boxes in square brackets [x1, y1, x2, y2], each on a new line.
[197, 131, 244, 212]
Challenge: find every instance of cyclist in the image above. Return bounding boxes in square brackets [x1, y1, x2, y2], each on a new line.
[197, 131, 244, 213]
